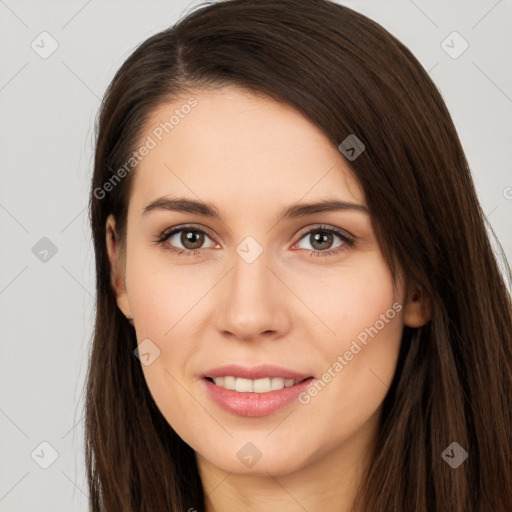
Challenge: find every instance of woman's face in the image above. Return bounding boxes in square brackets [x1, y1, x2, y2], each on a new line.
[107, 86, 411, 477]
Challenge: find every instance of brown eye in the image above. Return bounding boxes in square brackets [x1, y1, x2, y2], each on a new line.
[296, 227, 350, 254]
[157, 226, 217, 255]
[180, 230, 205, 250]
[309, 231, 335, 251]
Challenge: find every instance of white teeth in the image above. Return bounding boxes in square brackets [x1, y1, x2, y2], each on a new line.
[223, 376, 236, 390]
[211, 376, 301, 393]
[271, 377, 284, 390]
[253, 377, 272, 393]
[235, 378, 253, 392]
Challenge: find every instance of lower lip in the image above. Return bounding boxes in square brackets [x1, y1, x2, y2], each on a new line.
[202, 377, 315, 417]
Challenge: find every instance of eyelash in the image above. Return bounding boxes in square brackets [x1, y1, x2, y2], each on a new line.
[155, 224, 355, 258]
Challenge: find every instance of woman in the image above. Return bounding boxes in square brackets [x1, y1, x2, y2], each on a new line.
[85, 0, 512, 510]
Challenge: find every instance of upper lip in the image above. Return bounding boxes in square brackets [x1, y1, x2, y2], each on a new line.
[201, 364, 313, 381]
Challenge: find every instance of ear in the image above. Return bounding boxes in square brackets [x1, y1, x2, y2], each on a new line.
[403, 284, 431, 328]
[105, 214, 133, 321]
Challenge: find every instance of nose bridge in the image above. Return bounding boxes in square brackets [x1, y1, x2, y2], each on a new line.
[228, 233, 273, 297]
[216, 238, 290, 338]
[232, 247, 270, 298]
[230, 242, 275, 310]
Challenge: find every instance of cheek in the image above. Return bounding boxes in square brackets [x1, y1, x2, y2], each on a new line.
[295, 256, 404, 427]
[124, 253, 205, 442]
[124, 243, 198, 337]
[290, 252, 402, 347]
[124, 245, 208, 387]
[306, 316, 403, 451]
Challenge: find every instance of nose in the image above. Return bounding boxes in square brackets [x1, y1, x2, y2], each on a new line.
[214, 248, 292, 342]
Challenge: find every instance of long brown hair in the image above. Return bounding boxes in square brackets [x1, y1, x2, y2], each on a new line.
[85, 0, 512, 510]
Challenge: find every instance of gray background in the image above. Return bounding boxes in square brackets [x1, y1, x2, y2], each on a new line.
[0, 0, 511, 510]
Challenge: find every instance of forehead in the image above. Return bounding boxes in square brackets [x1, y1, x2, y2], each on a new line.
[129, 86, 364, 215]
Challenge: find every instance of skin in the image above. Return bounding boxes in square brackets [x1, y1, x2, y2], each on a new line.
[106, 86, 430, 512]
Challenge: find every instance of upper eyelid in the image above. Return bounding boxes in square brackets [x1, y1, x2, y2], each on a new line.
[295, 224, 354, 240]
[161, 224, 217, 243]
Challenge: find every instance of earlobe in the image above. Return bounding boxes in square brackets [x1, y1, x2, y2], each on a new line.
[403, 285, 432, 328]
[105, 214, 132, 320]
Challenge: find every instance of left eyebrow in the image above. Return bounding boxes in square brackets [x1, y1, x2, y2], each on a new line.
[141, 196, 369, 222]
[277, 198, 369, 221]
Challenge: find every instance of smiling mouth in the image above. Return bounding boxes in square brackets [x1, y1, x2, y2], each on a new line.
[204, 376, 313, 393]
